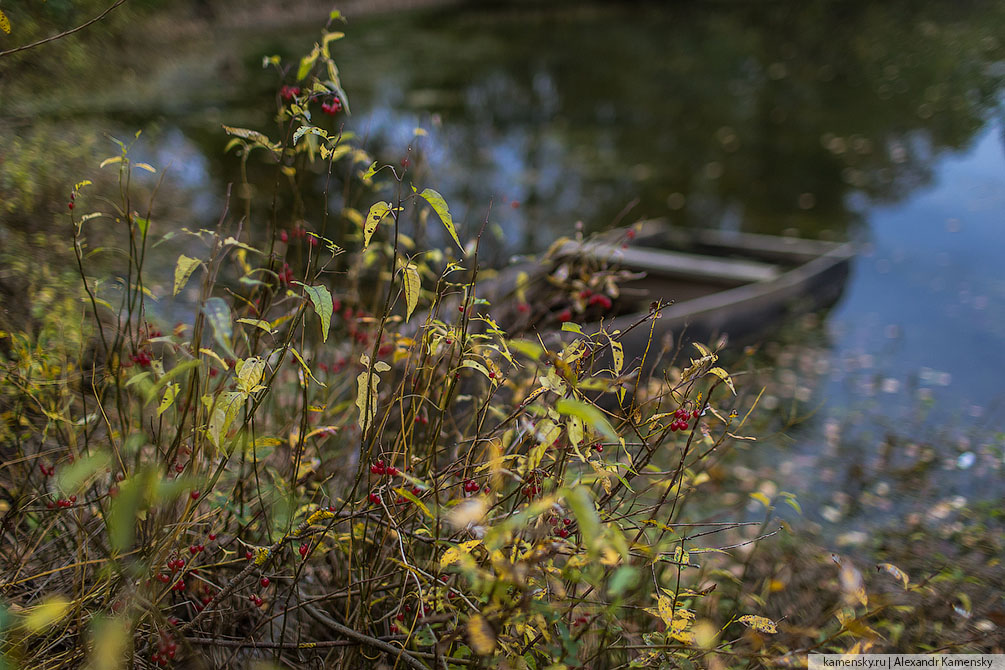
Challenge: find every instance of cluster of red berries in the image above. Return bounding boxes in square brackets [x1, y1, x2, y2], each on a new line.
[413, 413, 429, 425]
[130, 350, 153, 368]
[522, 474, 543, 498]
[368, 492, 383, 505]
[278, 262, 295, 286]
[38, 463, 55, 477]
[555, 527, 571, 539]
[298, 543, 309, 558]
[150, 631, 178, 666]
[47, 495, 77, 509]
[370, 460, 399, 476]
[587, 293, 613, 309]
[321, 97, 342, 115]
[188, 543, 206, 555]
[249, 593, 265, 607]
[669, 407, 700, 432]
[167, 557, 186, 571]
[170, 579, 185, 592]
[68, 190, 76, 210]
[462, 479, 480, 494]
[318, 356, 348, 374]
[280, 85, 301, 101]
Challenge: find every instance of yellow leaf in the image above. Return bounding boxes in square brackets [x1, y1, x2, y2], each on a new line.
[235, 357, 266, 394]
[440, 539, 482, 568]
[419, 188, 462, 252]
[467, 614, 497, 655]
[24, 596, 71, 633]
[291, 348, 326, 387]
[738, 614, 778, 634]
[173, 255, 200, 296]
[363, 201, 390, 248]
[0, 10, 11, 35]
[656, 595, 674, 627]
[707, 366, 736, 394]
[87, 616, 129, 670]
[877, 562, 909, 588]
[402, 263, 420, 322]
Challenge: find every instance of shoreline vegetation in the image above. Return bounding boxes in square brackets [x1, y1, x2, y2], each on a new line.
[1, 3, 1003, 668]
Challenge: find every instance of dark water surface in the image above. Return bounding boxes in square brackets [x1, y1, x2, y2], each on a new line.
[4, 2, 1004, 534]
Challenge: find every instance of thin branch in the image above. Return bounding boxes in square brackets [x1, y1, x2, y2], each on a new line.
[0, 0, 128, 58]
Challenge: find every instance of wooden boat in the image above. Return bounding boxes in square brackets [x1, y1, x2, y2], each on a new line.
[482, 219, 855, 358]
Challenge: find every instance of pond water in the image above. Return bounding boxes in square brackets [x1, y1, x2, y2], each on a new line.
[3, 2, 1004, 536]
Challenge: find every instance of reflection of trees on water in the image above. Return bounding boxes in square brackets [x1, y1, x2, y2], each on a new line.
[362, 1, 1004, 248]
[10, 1, 1001, 261]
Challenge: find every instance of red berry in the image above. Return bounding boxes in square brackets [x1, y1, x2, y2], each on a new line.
[595, 445, 603, 453]
[246, 551, 254, 560]
[396, 613, 405, 621]
[69, 495, 77, 503]
[260, 577, 270, 588]
[692, 409, 700, 418]
[68, 202, 74, 210]
[563, 518, 571, 525]
[208, 534, 217, 541]
[387, 466, 399, 476]
[197, 545, 205, 553]
[189, 546, 198, 555]
[190, 491, 200, 500]
[280, 230, 289, 243]
[557, 309, 572, 323]
[299, 543, 308, 557]
[517, 302, 530, 314]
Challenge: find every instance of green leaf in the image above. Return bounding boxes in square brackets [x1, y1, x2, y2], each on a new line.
[297, 44, 320, 80]
[202, 297, 236, 359]
[108, 468, 157, 551]
[55, 451, 112, 494]
[561, 322, 584, 335]
[419, 188, 462, 252]
[173, 255, 200, 296]
[566, 486, 601, 551]
[145, 359, 200, 406]
[293, 283, 333, 342]
[221, 125, 280, 155]
[206, 391, 245, 448]
[608, 565, 639, 596]
[361, 161, 379, 180]
[363, 201, 391, 248]
[402, 263, 420, 322]
[555, 398, 617, 441]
